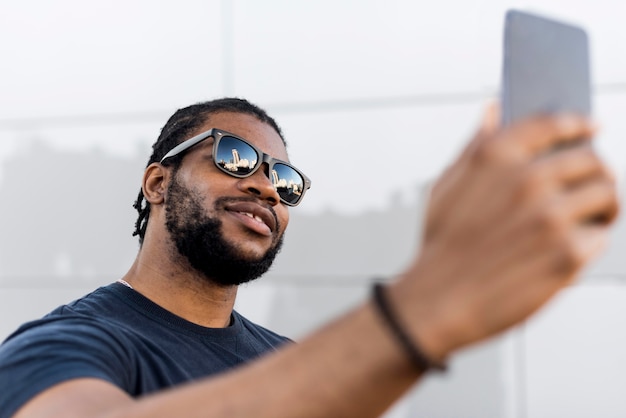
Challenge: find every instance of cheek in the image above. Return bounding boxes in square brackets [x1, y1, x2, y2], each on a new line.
[181, 171, 229, 203]
[277, 208, 290, 234]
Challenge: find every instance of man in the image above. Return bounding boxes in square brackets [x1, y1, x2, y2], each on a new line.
[0, 97, 619, 417]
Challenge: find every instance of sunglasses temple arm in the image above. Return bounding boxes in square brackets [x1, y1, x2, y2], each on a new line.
[160, 130, 214, 163]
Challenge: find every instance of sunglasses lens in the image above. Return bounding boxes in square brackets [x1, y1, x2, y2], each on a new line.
[272, 163, 305, 205]
[215, 136, 259, 175]
[215, 135, 306, 205]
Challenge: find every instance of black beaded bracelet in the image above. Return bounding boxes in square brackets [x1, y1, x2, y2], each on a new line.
[371, 282, 447, 373]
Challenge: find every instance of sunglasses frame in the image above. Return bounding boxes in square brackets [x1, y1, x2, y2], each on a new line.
[160, 128, 311, 206]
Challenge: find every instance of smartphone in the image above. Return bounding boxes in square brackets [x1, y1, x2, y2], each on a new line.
[501, 9, 592, 126]
[502, 11, 609, 223]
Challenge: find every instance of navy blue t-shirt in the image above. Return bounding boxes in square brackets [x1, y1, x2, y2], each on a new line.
[0, 282, 290, 418]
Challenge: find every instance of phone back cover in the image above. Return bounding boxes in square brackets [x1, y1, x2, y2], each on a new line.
[502, 10, 591, 125]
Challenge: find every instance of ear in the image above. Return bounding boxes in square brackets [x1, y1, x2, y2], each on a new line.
[142, 163, 169, 205]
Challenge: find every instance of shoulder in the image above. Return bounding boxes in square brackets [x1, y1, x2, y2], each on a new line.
[2, 312, 134, 355]
[0, 287, 137, 418]
[3, 283, 133, 346]
[0, 294, 137, 381]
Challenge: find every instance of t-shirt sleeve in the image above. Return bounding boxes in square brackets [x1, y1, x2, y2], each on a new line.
[0, 316, 133, 418]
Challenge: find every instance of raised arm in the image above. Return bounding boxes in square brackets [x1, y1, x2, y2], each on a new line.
[15, 108, 619, 418]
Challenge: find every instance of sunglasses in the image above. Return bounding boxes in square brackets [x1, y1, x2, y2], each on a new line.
[160, 128, 311, 206]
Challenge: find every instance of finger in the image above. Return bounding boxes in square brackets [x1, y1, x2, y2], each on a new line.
[480, 101, 501, 135]
[558, 179, 620, 225]
[499, 114, 597, 159]
[570, 224, 612, 264]
[459, 102, 503, 160]
[429, 102, 501, 214]
[537, 144, 608, 188]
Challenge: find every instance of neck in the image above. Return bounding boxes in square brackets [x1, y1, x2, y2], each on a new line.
[121, 248, 238, 329]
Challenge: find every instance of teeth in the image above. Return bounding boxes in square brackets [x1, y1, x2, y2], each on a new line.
[240, 212, 264, 224]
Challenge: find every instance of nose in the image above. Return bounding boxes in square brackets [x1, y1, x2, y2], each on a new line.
[236, 163, 280, 205]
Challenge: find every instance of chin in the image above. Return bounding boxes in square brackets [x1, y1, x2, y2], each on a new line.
[233, 245, 274, 262]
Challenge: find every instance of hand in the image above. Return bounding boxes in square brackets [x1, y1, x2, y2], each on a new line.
[391, 105, 620, 362]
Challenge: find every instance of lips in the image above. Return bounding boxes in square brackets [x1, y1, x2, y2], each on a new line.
[225, 201, 278, 235]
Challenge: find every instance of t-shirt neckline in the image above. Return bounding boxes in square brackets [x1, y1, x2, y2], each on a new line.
[106, 282, 243, 339]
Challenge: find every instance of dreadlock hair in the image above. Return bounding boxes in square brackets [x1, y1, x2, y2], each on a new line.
[132, 97, 285, 245]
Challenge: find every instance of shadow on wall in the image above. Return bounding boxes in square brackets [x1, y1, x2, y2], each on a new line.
[0, 142, 143, 283]
[0, 143, 623, 285]
[269, 199, 424, 281]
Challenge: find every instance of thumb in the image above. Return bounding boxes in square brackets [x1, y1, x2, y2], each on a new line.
[460, 101, 501, 159]
[477, 100, 501, 139]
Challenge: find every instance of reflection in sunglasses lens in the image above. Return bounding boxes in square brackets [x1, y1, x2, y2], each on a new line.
[216, 137, 258, 175]
[272, 163, 304, 205]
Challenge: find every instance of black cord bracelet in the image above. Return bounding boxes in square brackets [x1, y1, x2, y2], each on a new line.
[371, 282, 447, 373]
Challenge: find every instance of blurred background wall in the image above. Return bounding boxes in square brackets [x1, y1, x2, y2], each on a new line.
[0, 1, 625, 417]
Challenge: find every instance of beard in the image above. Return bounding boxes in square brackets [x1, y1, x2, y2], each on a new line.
[164, 173, 284, 287]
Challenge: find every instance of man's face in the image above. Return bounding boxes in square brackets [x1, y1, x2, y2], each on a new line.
[163, 112, 290, 286]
